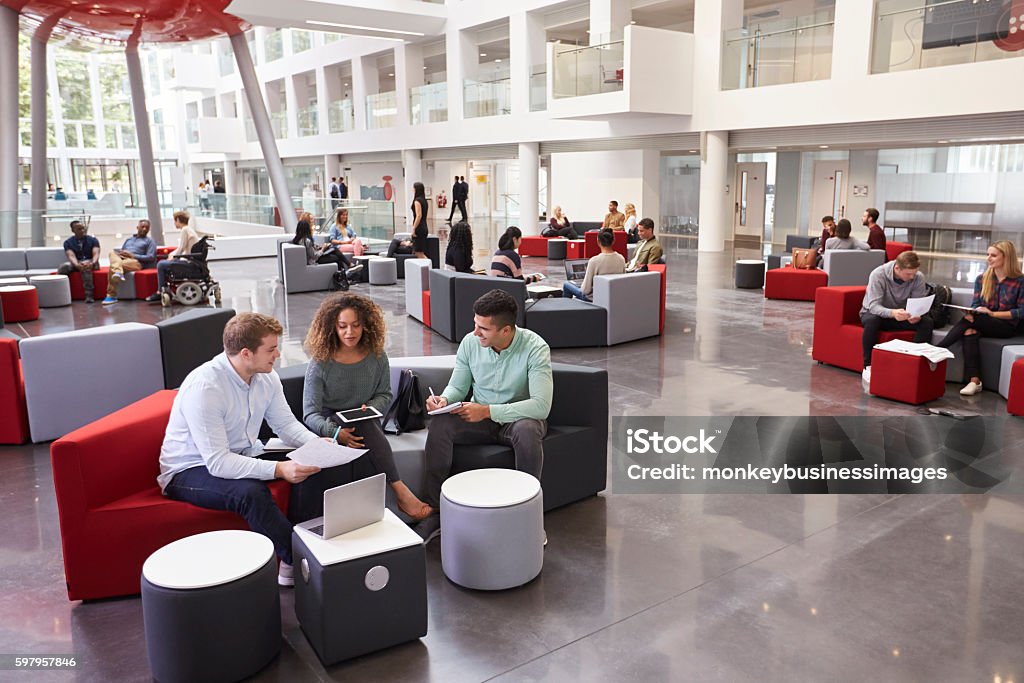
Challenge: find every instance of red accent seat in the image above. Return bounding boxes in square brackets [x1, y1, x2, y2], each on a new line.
[66, 267, 158, 300]
[648, 264, 667, 335]
[0, 286, 40, 323]
[0, 338, 30, 444]
[519, 236, 550, 257]
[869, 348, 946, 404]
[50, 390, 290, 601]
[1008, 358, 1024, 416]
[812, 286, 915, 373]
[885, 242, 912, 261]
[584, 230, 627, 259]
[764, 267, 828, 301]
[422, 290, 431, 327]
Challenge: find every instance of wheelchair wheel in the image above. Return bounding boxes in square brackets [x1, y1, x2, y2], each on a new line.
[175, 281, 203, 306]
[160, 291, 171, 307]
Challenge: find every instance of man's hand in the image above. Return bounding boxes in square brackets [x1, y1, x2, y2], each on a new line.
[452, 402, 490, 423]
[119, 250, 132, 258]
[275, 460, 320, 483]
[426, 395, 448, 412]
[908, 315, 922, 324]
[336, 427, 364, 448]
[893, 309, 911, 322]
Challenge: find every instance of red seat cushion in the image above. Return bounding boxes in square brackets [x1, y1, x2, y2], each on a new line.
[0, 339, 29, 444]
[1009, 358, 1024, 416]
[519, 236, 549, 257]
[764, 267, 828, 301]
[133, 269, 159, 299]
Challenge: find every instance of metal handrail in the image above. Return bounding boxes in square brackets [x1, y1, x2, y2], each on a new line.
[876, 0, 978, 20]
[728, 20, 835, 41]
[555, 40, 624, 54]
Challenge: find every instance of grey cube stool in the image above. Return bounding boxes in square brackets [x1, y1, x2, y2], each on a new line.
[998, 345, 1024, 399]
[547, 238, 568, 260]
[441, 469, 543, 590]
[29, 274, 72, 307]
[369, 257, 398, 285]
[292, 510, 427, 665]
[141, 530, 281, 683]
[735, 259, 766, 289]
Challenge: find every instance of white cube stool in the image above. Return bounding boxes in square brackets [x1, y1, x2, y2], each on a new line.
[998, 345, 1024, 399]
[369, 257, 398, 285]
[141, 530, 281, 683]
[29, 274, 72, 307]
[441, 469, 543, 590]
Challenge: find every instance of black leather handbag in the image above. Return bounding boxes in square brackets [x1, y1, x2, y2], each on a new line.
[382, 369, 427, 435]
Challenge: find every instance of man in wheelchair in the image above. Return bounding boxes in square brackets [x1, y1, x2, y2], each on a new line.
[156, 235, 222, 306]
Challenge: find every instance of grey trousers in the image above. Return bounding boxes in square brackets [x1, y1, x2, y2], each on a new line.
[423, 414, 546, 508]
[58, 262, 94, 297]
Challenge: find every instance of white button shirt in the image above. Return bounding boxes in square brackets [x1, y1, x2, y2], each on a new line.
[158, 353, 318, 491]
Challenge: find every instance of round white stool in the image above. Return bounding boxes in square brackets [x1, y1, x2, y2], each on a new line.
[0, 276, 28, 286]
[440, 469, 543, 590]
[369, 256, 398, 285]
[29, 274, 72, 307]
[141, 530, 281, 683]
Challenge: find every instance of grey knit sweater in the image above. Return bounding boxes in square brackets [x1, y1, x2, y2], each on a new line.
[302, 353, 392, 436]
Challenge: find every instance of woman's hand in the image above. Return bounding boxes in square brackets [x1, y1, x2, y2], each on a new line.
[973, 306, 992, 315]
[336, 427, 364, 448]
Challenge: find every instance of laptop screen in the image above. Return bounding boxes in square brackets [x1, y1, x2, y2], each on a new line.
[564, 259, 588, 280]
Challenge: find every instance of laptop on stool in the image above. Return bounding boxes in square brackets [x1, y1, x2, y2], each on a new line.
[297, 473, 386, 539]
[564, 259, 588, 281]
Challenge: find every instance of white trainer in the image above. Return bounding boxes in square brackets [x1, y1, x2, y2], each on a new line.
[861, 367, 871, 383]
[959, 381, 983, 396]
[278, 561, 295, 587]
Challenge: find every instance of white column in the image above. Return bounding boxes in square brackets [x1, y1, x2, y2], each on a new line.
[126, 45, 166, 245]
[832, 0, 875, 82]
[394, 43, 423, 127]
[589, 0, 631, 44]
[692, 0, 742, 123]
[510, 11, 545, 115]
[315, 66, 330, 136]
[352, 55, 378, 131]
[518, 142, 540, 234]
[401, 148, 421, 225]
[231, 32, 296, 226]
[30, 32, 50, 246]
[284, 74, 299, 141]
[446, 27, 477, 122]
[0, 6, 19, 246]
[697, 131, 729, 252]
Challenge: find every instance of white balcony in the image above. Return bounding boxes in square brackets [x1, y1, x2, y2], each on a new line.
[166, 53, 219, 93]
[187, 117, 244, 154]
[548, 25, 693, 119]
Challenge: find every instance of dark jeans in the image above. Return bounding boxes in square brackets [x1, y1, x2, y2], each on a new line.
[937, 314, 1019, 382]
[543, 226, 579, 240]
[320, 412, 400, 482]
[422, 414, 546, 508]
[861, 312, 935, 367]
[317, 250, 352, 269]
[164, 454, 355, 566]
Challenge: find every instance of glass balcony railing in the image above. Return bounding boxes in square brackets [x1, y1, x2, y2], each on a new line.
[152, 123, 176, 153]
[410, 82, 448, 124]
[297, 105, 319, 137]
[872, 0, 1024, 74]
[464, 76, 511, 118]
[270, 110, 288, 139]
[185, 118, 199, 144]
[366, 91, 398, 130]
[721, 12, 834, 90]
[328, 99, 355, 133]
[552, 41, 624, 99]
[244, 118, 257, 142]
[530, 65, 547, 111]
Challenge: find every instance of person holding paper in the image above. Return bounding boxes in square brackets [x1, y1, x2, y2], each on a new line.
[416, 289, 553, 543]
[302, 293, 433, 521]
[937, 241, 1024, 396]
[158, 313, 342, 587]
[859, 251, 934, 383]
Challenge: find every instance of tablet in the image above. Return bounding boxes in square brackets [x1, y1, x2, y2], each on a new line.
[335, 406, 384, 423]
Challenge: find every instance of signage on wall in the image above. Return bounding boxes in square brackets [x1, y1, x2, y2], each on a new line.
[852, 185, 869, 198]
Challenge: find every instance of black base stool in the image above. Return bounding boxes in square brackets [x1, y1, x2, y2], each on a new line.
[547, 239, 568, 260]
[735, 259, 766, 288]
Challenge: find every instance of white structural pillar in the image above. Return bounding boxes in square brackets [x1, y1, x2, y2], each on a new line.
[518, 142, 540, 233]
[30, 30, 51, 246]
[353, 55, 379, 131]
[510, 11, 545, 115]
[125, 44, 166, 245]
[401, 148, 422, 225]
[231, 31, 297, 227]
[0, 6, 19, 247]
[394, 43, 424, 127]
[589, 0, 631, 44]
[446, 27, 477, 122]
[697, 131, 729, 253]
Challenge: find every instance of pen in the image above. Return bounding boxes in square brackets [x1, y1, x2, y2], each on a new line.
[429, 386, 436, 399]
[332, 425, 341, 443]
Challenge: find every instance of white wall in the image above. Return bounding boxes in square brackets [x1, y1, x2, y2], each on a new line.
[550, 149, 658, 222]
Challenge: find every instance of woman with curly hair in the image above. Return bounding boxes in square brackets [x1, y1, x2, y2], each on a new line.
[444, 221, 474, 273]
[302, 293, 432, 520]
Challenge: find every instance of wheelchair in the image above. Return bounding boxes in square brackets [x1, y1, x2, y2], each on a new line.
[160, 236, 222, 307]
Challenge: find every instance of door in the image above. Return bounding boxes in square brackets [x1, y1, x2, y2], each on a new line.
[733, 162, 767, 247]
[810, 160, 848, 234]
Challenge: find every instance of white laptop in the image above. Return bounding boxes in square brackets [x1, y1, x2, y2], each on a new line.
[297, 473, 386, 539]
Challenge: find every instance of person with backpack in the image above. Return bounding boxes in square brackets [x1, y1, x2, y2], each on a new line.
[302, 293, 433, 522]
[937, 241, 1024, 396]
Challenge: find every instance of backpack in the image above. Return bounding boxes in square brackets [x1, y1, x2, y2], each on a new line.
[927, 282, 952, 328]
[382, 370, 426, 435]
[329, 270, 349, 291]
[329, 184, 340, 199]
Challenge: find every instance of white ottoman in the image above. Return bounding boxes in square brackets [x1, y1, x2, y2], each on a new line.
[29, 274, 72, 307]
[0, 276, 28, 286]
[440, 469, 543, 590]
[142, 530, 281, 683]
[369, 256, 398, 285]
[998, 345, 1024, 399]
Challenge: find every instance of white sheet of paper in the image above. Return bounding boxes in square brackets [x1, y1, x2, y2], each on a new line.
[427, 401, 465, 416]
[288, 438, 366, 468]
[905, 294, 934, 317]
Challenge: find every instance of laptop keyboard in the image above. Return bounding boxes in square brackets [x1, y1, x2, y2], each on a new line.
[308, 524, 325, 536]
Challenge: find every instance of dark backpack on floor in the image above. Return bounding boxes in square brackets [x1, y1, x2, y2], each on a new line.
[329, 270, 349, 291]
[382, 369, 426, 435]
[927, 282, 952, 328]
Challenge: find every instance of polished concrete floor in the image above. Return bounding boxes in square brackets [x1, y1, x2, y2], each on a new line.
[2, 226, 1022, 682]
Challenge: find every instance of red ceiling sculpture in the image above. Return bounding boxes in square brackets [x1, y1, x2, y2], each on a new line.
[2, 1, 248, 44]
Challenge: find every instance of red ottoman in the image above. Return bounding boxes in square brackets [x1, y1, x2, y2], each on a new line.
[584, 230, 627, 259]
[0, 285, 40, 323]
[764, 267, 828, 301]
[1008, 358, 1024, 416]
[519, 236, 549, 257]
[869, 348, 946, 405]
[134, 269, 159, 300]
[421, 290, 431, 327]
[0, 338, 30, 444]
[66, 268, 108, 301]
[566, 239, 586, 260]
[885, 242, 912, 261]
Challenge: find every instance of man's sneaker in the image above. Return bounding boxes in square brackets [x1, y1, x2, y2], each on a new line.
[278, 562, 295, 587]
[413, 514, 441, 544]
[101, 296, 117, 305]
[861, 366, 871, 383]
[960, 381, 983, 396]
[84, 296, 95, 304]
[144, 293, 161, 303]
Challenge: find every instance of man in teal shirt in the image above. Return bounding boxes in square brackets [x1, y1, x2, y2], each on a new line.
[416, 289, 553, 542]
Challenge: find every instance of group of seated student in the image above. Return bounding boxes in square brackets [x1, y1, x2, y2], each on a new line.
[815, 209, 885, 265]
[859, 242, 1024, 396]
[158, 289, 553, 584]
[291, 209, 367, 282]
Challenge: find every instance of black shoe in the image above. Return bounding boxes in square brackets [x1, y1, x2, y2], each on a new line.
[144, 293, 161, 303]
[85, 296, 95, 304]
[413, 514, 441, 544]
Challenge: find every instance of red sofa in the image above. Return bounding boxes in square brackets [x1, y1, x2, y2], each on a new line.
[0, 338, 30, 444]
[812, 286, 916, 372]
[585, 230, 627, 259]
[1009, 358, 1024, 416]
[67, 267, 160, 301]
[50, 390, 290, 601]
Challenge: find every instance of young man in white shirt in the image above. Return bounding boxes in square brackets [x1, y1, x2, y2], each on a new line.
[158, 313, 341, 586]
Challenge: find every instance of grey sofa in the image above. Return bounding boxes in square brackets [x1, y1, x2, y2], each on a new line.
[822, 249, 886, 286]
[268, 355, 608, 513]
[155, 308, 237, 389]
[1, 247, 67, 277]
[280, 243, 337, 294]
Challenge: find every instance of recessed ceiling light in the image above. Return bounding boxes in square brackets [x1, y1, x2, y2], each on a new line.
[819, 145, 829, 149]
[479, 53, 487, 57]
[688, 150, 696, 153]
[630, 20, 636, 24]
[388, 73, 394, 76]
[344, 82, 350, 86]
[585, 30, 590, 34]
[494, 59, 501, 63]
[937, 140, 948, 143]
